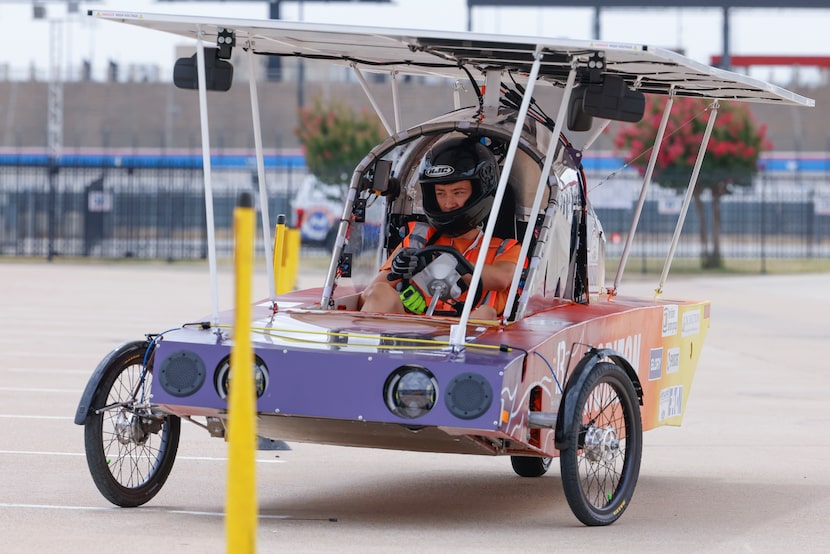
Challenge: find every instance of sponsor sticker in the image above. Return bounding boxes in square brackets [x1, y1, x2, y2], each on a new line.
[682, 308, 701, 337]
[424, 165, 455, 178]
[666, 347, 680, 374]
[659, 385, 683, 421]
[648, 347, 662, 381]
[662, 305, 678, 337]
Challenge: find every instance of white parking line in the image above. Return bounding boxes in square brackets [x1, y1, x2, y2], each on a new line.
[0, 414, 73, 420]
[0, 387, 81, 394]
[3, 368, 92, 375]
[0, 449, 286, 463]
[0, 503, 308, 519]
[1, 351, 97, 359]
[0, 450, 83, 456]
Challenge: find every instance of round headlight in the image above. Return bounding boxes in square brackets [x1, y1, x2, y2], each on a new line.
[214, 356, 269, 400]
[384, 365, 438, 419]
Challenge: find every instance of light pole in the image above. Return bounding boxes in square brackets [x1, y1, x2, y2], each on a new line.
[47, 16, 64, 260]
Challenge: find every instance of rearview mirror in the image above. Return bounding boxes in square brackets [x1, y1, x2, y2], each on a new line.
[581, 75, 645, 123]
[567, 87, 594, 132]
[567, 75, 645, 130]
[173, 48, 234, 91]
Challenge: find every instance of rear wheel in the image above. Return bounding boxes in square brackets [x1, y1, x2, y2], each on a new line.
[83, 342, 180, 507]
[510, 455, 552, 477]
[559, 362, 642, 526]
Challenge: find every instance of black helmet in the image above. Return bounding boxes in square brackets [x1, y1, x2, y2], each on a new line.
[418, 137, 499, 237]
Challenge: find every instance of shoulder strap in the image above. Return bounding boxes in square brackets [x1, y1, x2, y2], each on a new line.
[405, 221, 442, 250]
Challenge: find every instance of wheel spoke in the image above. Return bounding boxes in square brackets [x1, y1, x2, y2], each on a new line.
[83, 343, 181, 507]
[577, 380, 628, 508]
[100, 366, 165, 489]
[560, 362, 642, 525]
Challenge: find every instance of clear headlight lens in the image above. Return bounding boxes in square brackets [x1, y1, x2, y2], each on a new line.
[384, 365, 438, 419]
[214, 356, 269, 400]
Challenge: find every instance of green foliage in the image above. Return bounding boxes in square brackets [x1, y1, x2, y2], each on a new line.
[613, 97, 771, 191]
[295, 96, 386, 185]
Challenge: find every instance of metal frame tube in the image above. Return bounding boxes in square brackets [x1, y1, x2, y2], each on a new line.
[351, 64, 394, 136]
[391, 71, 402, 133]
[195, 30, 220, 323]
[247, 46, 276, 301]
[506, 61, 578, 321]
[453, 80, 464, 110]
[450, 48, 544, 347]
[612, 88, 675, 293]
[657, 101, 720, 293]
[582, 119, 610, 151]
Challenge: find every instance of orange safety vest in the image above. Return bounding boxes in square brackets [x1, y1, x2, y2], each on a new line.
[382, 222, 521, 315]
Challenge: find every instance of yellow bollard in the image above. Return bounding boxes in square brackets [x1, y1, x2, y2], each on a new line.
[282, 228, 300, 291]
[226, 192, 257, 553]
[273, 215, 287, 297]
[273, 215, 300, 294]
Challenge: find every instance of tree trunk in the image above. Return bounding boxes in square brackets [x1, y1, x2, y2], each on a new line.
[708, 190, 724, 269]
[693, 190, 709, 267]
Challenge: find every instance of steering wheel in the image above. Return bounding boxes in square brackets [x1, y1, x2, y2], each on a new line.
[416, 245, 483, 314]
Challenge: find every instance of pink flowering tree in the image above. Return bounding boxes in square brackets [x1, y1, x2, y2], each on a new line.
[295, 96, 385, 185]
[614, 96, 770, 268]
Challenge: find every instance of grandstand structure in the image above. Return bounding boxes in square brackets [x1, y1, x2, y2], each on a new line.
[0, 77, 827, 154]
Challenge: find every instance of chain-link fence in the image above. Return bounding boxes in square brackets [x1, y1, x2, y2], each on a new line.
[1, 159, 828, 269]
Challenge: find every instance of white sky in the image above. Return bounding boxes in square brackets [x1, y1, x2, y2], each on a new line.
[1, 0, 829, 84]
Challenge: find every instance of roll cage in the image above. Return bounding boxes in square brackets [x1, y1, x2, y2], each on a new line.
[326, 108, 597, 323]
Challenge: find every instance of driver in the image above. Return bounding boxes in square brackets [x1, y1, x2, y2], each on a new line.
[359, 136, 521, 319]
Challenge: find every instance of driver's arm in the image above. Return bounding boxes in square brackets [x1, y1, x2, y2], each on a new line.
[358, 253, 405, 313]
[370, 267, 396, 285]
[463, 238, 521, 292]
[481, 259, 517, 291]
[461, 259, 515, 292]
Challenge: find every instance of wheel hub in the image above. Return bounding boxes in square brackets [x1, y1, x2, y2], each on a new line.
[583, 425, 619, 462]
[114, 409, 151, 445]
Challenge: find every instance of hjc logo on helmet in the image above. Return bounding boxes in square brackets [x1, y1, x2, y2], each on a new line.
[424, 165, 455, 178]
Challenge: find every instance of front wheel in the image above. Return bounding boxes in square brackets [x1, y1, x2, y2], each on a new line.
[559, 362, 642, 526]
[83, 342, 180, 507]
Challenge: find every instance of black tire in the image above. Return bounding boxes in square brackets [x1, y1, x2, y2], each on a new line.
[510, 455, 552, 478]
[83, 343, 181, 507]
[559, 362, 642, 526]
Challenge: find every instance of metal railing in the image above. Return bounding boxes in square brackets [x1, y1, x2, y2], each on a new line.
[593, 175, 830, 263]
[1, 161, 828, 269]
[0, 163, 297, 260]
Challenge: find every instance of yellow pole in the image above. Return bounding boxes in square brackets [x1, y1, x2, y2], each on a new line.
[281, 227, 300, 292]
[226, 192, 257, 553]
[273, 214, 300, 294]
[273, 214, 286, 297]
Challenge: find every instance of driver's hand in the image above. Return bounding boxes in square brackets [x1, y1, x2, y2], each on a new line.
[455, 261, 472, 276]
[388, 247, 425, 281]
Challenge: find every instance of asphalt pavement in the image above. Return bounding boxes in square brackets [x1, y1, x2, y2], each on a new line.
[1, 260, 828, 553]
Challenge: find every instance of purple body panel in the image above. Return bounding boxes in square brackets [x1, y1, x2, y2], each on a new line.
[147, 289, 709, 456]
[151, 321, 523, 429]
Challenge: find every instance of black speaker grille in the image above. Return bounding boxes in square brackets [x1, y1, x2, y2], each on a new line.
[445, 372, 492, 420]
[158, 350, 206, 397]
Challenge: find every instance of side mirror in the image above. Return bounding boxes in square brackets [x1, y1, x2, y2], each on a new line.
[582, 75, 645, 123]
[567, 87, 593, 132]
[567, 75, 645, 130]
[173, 48, 233, 91]
[371, 159, 393, 193]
